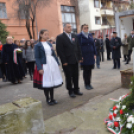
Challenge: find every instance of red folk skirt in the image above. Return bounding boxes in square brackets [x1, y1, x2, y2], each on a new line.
[33, 66, 43, 89]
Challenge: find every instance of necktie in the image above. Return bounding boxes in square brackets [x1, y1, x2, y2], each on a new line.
[69, 34, 71, 40]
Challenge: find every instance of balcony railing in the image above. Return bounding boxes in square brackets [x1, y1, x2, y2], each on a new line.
[101, 7, 113, 10]
[102, 21, 115, 26]
[102, 22, 108, 25]
[101, 8, 114, 16]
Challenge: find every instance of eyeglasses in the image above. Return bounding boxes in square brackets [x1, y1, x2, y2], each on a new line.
[84, 27, 89, 29]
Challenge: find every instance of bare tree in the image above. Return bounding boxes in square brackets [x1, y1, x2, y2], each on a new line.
[12, 0, 51, 39]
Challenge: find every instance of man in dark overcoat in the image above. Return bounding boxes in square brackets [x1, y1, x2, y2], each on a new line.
[110, 32, 122, 69]
[105, 34, 111, 60]
[56, 23, 83, 98]
[92, 33, 101, 69]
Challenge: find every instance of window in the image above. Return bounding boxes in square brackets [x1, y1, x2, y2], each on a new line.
[95, 17, 101, 25]
[94, 0, 100, 8]
[101, 2, 106, 8]
[61, 5, 77, 33]
[0, 3, 7, 19]
[102, 17, 107, 25]
[19, 5, 30, 19]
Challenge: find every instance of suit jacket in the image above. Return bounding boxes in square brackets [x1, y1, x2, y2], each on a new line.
[110, 37, 122, 59]
[34, 42, 59, 71]
[77, 32, 96, 65]
[56, 32, 82, 64]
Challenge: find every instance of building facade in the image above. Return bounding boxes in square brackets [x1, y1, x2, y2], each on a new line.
[0, 0, 80, 40]
[78, 0, 130, 32]
[115, 10, 134, 39]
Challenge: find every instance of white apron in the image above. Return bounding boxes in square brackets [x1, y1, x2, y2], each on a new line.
[42, 42, 63, 88]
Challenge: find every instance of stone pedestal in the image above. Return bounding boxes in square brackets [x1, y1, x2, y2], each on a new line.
[0, 97, 45, 134]
[120, 68, 133, 88]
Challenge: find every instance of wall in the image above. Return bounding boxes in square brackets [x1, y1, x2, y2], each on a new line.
[78, 0, 115, 31]
[120, 16, 133, 39]
[0, 0, 80, 40]
[36, 0, 80, 39]
[78, 0, 102, 31]
[0, 0, 30, 40]
[115, 10, 134, 39]
[78, 0, 90, 28]
[89, 0, 101, 30]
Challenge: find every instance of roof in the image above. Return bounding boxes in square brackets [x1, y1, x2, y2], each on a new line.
[115, 9, 134, 18]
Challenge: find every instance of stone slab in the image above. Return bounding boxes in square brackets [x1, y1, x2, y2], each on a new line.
[0, 103, 19, 115]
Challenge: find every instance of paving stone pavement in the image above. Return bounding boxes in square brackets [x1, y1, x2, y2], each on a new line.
[44, 88, 129, 134]
[0, 57, 132, 121]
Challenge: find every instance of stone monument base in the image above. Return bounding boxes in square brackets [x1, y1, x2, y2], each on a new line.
[120, 68, 133, 88]
[0, 97, 45, 134]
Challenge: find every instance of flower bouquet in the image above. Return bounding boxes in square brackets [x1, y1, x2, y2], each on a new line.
[13, 48, 22, 64]
[104, 77, 134, 134]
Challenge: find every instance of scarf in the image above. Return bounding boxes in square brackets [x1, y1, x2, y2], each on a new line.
[82, 31, 89, 38]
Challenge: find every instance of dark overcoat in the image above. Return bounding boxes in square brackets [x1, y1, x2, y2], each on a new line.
[110, 37, 122, 59]
[77, 32, 96, 65]
[100, 39, 104, 52]
[105, 38, 111, 51]
[2, 43, 25, 82]
[94, 38, 100, 56]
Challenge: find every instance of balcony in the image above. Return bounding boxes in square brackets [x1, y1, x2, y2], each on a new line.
[101, 7, 114, 16]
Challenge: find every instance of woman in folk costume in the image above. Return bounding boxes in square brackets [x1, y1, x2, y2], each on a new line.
[33, 29, 63, 106]
[2, 36, 25, 84]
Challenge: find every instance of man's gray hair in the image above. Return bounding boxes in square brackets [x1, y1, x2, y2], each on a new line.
[63, 22, 71, 28]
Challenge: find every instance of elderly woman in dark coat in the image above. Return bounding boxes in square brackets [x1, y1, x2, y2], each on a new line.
[77, 24, 96, 90]
[2, 36, 25, 84]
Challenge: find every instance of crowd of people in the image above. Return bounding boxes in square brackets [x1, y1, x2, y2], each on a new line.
[0, 22, 133, 106]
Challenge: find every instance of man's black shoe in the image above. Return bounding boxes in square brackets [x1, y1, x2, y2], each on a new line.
[69, 93, 76, 98]
[74, 91, 83, 96]
[125, 62, 129, 65]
